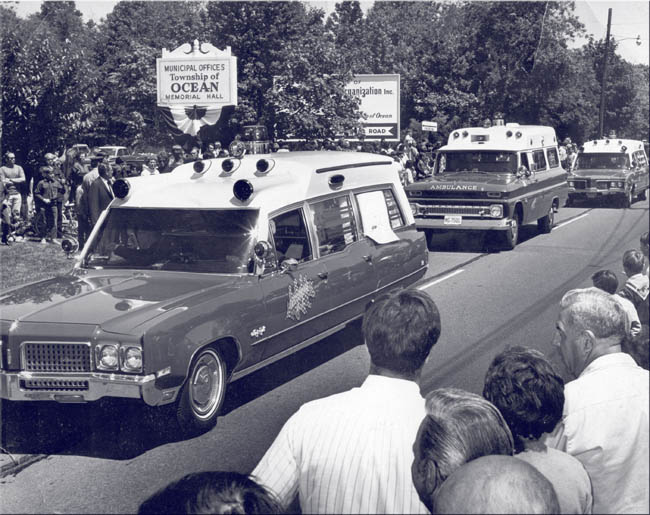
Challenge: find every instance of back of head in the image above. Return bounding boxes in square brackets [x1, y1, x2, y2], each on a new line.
[591, 269, 618, 295]
[641, 231, 649, 257]
[362, 289, 441, 376]
[560, 288, 626, 341]
[138, 471, 282, 514]
[623, 249, 645, 276]
[434, 455, 560, 514]
[411, 388, 514, 512]
[483, 347, 564, 452]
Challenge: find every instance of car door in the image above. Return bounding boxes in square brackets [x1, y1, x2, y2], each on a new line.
[354, 187, 425, 293]
[257, 205, 333, 361]
[306, 193, 378, 326]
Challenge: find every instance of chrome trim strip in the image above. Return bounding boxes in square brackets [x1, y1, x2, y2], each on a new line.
[232, 316, 363, 381]
[250, 264, 427, 347]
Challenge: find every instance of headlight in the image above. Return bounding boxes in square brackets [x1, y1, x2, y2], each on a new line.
[568, 181, 574, 187]
[490, 204, 503, 218]
[96, 344, 119, 371]
[610, 181, 617, 188]
[618, 181, 624, 188]
[122, 346, 143, 372]
[410, 203, 420, 216]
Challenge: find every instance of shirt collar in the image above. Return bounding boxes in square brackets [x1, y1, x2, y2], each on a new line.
[581, 352, 637, 377]
[362, 374, 422, 398]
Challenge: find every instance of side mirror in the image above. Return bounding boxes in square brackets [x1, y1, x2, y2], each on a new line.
[254, 241, 272, 261]
[61, 237, 79, 258]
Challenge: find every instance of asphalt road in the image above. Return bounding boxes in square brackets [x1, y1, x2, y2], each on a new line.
[1, 197, 648, 514]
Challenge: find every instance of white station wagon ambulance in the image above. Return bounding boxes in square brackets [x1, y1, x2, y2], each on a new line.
[405, 123, 568, 250]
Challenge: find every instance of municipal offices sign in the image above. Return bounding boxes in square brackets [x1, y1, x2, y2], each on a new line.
[345, 74, 400, 141]
[157, 40, 237, 107]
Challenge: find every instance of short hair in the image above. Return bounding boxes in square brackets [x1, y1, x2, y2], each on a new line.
[412, 388, 514, 512]
[483, 347, 564, 452]
[560, 289, 626, 340]
[97, 163, 109, 177]
[434, 455, 560, 514]
[623, 249, 645, 276]
[591, 269, 619, 294]
[641, 232, 649, 256]
[138, 471, 282, 514]
[362, 289, 441, 374]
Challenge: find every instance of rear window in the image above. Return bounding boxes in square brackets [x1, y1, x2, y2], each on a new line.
[310, 195, 358, 257]
[546, 148, 559, 168]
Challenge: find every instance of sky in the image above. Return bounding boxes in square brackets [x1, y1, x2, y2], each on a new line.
[6, 0, 650, 65]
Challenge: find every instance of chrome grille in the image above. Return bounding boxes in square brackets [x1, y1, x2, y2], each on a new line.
[21, 379, 89, 391]
[421, 205, 487, 216]
[23, 342, 91, 372]
[596, 181, 610, 190]
[572, 180, 587, 190]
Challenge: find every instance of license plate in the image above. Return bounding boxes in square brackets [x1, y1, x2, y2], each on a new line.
[444, 215, 462, 225]
[586, 193, 597, 198]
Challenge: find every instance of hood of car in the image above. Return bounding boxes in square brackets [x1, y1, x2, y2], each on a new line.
[0, 270, 242, 332]
[571, 168, 628, 178]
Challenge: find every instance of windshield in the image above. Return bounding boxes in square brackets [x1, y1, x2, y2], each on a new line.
[438, 151, 517, 174]
[84, 208, 259, 273]
[576, 153, 629, 170]
[97, 147, 119, 156]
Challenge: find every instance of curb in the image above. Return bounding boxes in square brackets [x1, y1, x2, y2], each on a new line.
[0, 453, 48, 478]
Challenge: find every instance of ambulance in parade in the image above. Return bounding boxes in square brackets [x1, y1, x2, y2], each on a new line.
[405, 122, 569, 250]
[0, 149, 427, 436]
[567, 136, 649, 208]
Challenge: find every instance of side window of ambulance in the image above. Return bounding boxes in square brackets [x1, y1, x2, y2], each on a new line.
[531, 150, 548, 172]
[355, 189, 405, 237]
[546, 148, 559, 168]
[269, 208, 312, 268]
[310, 195, 358, 257]
[635, 151, 647, 167]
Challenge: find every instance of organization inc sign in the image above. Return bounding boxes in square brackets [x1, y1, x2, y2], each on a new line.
[156, 41, 237, 107]
[345, 74, 400, 141]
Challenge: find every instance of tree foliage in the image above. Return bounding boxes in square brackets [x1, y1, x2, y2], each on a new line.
[1, 0, 648, 174]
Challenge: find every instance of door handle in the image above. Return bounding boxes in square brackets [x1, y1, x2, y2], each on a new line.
[318, 271, 328, 280]
[363, 255, 373, 263]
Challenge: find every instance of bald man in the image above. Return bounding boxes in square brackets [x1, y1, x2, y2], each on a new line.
[434, 455, 560, 514]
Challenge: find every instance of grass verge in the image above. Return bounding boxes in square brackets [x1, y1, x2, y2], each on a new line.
[0, 239, 74, 291]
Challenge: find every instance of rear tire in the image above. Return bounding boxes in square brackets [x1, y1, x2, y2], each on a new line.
[503, 212, 520, 250]
[537, 205, 555, 234]
[637, 187, 647, 201]
[174, 347, 227, 437]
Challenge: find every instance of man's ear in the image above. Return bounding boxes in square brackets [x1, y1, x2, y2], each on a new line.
[418, 457, 438, 498]
[580, 329, 596, 356]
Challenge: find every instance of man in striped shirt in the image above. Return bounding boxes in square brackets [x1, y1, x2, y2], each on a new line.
[253, 289, 441, 514]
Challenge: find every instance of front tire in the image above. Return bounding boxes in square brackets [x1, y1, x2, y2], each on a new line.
[503, 212, 520, 250]
[175, 347, 227, 436]
[621, 189, 633, 208]
[537, 205, 555, 234]
[637, 186, 647, 201]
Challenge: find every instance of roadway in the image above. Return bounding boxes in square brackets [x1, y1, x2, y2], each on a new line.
[0, 197, 648, 513]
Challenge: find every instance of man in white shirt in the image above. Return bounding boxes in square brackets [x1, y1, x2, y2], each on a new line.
[545, 289, 649, 514]
[252, 289, 442, 514]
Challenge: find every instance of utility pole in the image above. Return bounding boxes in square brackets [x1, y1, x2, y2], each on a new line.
[598, 8, 612, 139]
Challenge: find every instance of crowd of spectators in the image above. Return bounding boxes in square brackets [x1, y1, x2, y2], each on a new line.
[138, 235, 648, 514]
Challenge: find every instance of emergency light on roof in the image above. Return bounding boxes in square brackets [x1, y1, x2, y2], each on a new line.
[193, 160, 206, 174]
[329, 174, 345, 190]
[516, 131, 522, 139]
[112, 179, 130, 199]
[506, 131, 513, 137]
[256, 158, 275, 174]
[222, 158, 241, 174]
[233, 179, 253, 201]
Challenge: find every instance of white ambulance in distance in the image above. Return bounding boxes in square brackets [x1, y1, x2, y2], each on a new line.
[405, 123, 568, 250]
[568, 138, 649, 208]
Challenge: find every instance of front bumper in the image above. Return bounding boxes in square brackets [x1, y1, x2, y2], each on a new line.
[0, 370, 174, 406]
[568, 187, 626, 197]
[414, 216, 512, 231]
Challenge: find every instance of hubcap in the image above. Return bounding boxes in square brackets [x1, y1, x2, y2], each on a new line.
[510, 217, 519, 241]
[189, 351, 224, 420]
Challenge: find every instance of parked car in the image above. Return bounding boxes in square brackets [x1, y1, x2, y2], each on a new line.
[0, 151, 427, 436]
[405, 123, 568, 250]
[92, 146, 129, 164]
[567, 138, 649, 207]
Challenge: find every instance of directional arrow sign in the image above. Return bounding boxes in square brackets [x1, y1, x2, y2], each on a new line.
[362, 123, 397, 138]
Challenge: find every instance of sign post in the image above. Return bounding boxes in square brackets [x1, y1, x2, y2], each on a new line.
[345, 74, 400, 141]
